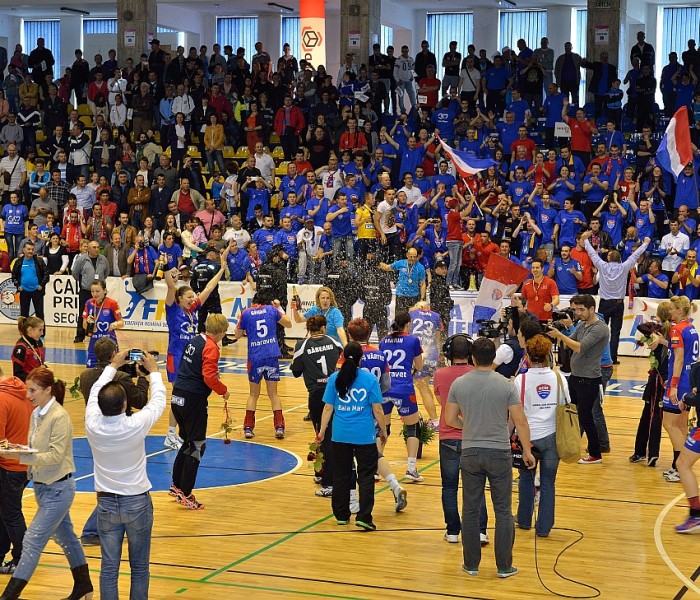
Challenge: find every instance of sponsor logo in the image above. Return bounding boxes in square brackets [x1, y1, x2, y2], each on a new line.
[0, 279, 21, 320]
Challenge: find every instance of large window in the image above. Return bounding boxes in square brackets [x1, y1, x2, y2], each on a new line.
[281, 17, 300, 60]
[662, 8, 700, 68]
[573, 9, 588, 105]
[216, 17, 258, 55]
[22, 20, 60, 78]
[381, 25, 394, 51]
[83, 19, 117, 35]
[426, 12, 473, 74]
[499, 10, 546, 53]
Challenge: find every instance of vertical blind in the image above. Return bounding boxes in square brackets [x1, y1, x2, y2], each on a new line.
[23, 20, 60, 78]
[216, 17, 258, 55]
[381, 25, 394, 50]
[426, 12, 474, 76]
[498, 10, 547, 54]
[281, 17, 300, 60]
[83, 19, 117, 35]
[574, 9, 588, 105]
[662, 8, 700, 68]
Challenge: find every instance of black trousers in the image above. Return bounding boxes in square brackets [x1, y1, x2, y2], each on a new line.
[396, 294, 419, 316]
[634, 370, 664, 459]
[197, 299, 222, 333]
[171, 390, 209, 496]
[332, 441, 377, 524]
[76, 288, 92, 339]
[309, 388, 334, 487]
[598, 298, 624, 362]
[363, 307, 389, 340]
[19, 289, 44, 321]
[569, 375, 602, 459]
[0, 469, 28, 566]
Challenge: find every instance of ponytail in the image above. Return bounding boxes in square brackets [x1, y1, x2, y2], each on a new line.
[335, 342, 363, 398]
[18, 316, 44, 338]
[27, 367, 66, 405]
[391, 312, 411, 334]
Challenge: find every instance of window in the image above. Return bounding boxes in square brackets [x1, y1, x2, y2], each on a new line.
[499, 10, 546, 53]
[217, 17, 258, 57]
[426, 12, 473, 74]
[662, 8, 700, 69]
[281, 17, 300, 60]
[573, 9, 588, 105]
[381, 25, 394, 50]
[157, 26, 179, 33]
[22, 20, 60, 78]
[83, 19, 117, 35]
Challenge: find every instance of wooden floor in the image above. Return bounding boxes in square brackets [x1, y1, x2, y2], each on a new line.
[3, 324, 698, 599]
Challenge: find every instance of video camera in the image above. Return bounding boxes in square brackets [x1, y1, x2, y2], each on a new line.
[476, 319, 501, 339]
[545, 308, 575, 332]
[118, 349, 159, 378]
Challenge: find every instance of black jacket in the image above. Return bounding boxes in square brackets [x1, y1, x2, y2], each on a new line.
[360, 265, 392, 308]
[11, 255, 49, 290]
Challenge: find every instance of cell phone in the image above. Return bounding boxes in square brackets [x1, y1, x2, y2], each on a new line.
[129, 349, 143, 362]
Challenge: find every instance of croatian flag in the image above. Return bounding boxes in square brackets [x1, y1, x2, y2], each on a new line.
[473, 254, 531, 326]
[656, 106, 693, 181]
[437, 137, 499, 177]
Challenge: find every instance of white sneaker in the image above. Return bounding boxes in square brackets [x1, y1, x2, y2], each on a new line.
[480, 532, 490, 545]
[664, 468, 681, 482]
[315, 486, 333, 497]
[443, 532, 459, 543]
[394, 487, 407, 512]
[405, 468, 424, 483]
[164, 432, 183, 450]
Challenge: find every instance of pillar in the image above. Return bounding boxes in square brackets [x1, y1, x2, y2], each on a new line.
[546, 5, 574, 64]
[117, 0, 157, 63]
[340, 0, 380, 68]
[586, 0, 626, 70]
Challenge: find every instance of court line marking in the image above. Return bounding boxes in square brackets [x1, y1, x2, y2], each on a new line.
[654, 491, 700, 596]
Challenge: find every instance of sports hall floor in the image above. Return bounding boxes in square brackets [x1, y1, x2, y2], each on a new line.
[1, 324, 697, 599]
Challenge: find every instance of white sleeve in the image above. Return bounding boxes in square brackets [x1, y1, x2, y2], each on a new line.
[494, 343, 514, 366]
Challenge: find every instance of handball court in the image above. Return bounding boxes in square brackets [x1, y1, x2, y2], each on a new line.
[2, 324, 697, 600]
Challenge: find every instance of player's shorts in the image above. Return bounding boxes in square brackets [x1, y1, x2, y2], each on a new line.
[248, 357, 281, 384]
[167, 354, 178, 384]
[381, 393, 418, 417]
[663, 389, 691, 414]
[414, 362, 437, 380]
[685, 427, 700, 453]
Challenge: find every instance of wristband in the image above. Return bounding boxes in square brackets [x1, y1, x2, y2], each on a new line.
[671, 376, 680, 388]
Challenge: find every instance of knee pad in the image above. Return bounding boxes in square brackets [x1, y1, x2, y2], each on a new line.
[405, 423, 419, 439]
[385, 423, 391, 439]
[184, 439, 207, 462]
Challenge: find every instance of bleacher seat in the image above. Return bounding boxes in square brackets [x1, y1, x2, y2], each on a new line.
[235, 146, 249, 159]
[187, 145, 201, 159]
[77, 104, 92, 117]
[223, 146, 234, 159]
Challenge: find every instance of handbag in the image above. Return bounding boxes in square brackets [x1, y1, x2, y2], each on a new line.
[512, 374, 541, 469]
[554, 369, 581, 464]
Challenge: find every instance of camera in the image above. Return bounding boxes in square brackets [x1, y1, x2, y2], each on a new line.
[476, 319, 501, 339]
[543, 308, 575, 332]
[137, 241, 145, 250]
[118, 349, 159, 378]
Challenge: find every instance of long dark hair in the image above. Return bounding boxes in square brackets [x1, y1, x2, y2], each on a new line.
[335, 342, 363, 398]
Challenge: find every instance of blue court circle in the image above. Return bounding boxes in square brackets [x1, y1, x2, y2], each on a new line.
[70, 436, 302, 493]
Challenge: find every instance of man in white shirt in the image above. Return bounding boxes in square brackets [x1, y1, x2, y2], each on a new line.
[374, 187, 401, 262]
[393, 45, 417, 112]
[171, 84, 195, 123]
[70, 174, 96, 213]
[222, 214, 251, 247]
[660, 218, 690, 280]
[316, 155, 343, 200]
[337, 53, 359, 85]
[398, 172, 426, 208]
[253, 142, 275, 185]
[84, 350, 166, 600]
[107, 68, 128, 107]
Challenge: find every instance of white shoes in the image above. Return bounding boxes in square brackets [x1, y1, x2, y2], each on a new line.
[164, 432, 183, 450]
[443, 532, 459, 543]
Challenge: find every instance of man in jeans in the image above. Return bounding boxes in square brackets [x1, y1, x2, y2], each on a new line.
[445, 337, 534, 579]
[84, 350, 166, 600]
[546, 294, 609, 464]
[434, 335, 490, 546]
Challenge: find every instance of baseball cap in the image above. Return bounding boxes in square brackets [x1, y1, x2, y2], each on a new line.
[434, 259, 447, 269]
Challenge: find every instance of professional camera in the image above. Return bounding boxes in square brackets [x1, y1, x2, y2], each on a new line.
[118, 349, 159, 378]
[545, 308, 575, 332]
[476, 319, 501, 339]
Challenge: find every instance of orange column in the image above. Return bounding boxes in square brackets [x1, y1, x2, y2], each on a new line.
[300, 0, 326, 68]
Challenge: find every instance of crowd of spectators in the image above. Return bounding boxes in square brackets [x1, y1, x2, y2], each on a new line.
[0, 33, 698, 311]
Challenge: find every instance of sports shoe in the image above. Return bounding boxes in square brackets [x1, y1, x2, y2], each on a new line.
[349, 498, 360, 514]
[355, 520, 376, 531]
[404, 468, 424, 483]
[315, 486, 333, 497]
[0, 561, 16, 574]
[629, 454, 645, 463]
[180, 493, 205, 510]
[480, 532, 490, 545]
[461, 565, 478, 576]
[443, 532, 459, 543]
[578, 455, 602, 464]
[79, 535, 100, 547]
[648, 456, 659, 467]
[664, 468, 681, 482]
[394, 487, 408, 512]
[374, 474, 381, 482]
[675, 516, 700, 533]
[275, 426, 285, 439]
[244, 427, 255, 439]
[336, 519, 348, 525]
[313, 475, 322, 484]
[168, 485, 184, 501]
[497, 566, 519, 579]
[164, 432, 183, 450]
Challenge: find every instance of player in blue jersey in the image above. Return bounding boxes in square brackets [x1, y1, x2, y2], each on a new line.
[82, 280, 124, 368]
[409, 302, 443, 429]
[662, 296, 700, 484]
[163, 259, 226, 450]
[236, 290, 293, 439]
[348, 318, 408, 512]
[379, 312, 425, 483]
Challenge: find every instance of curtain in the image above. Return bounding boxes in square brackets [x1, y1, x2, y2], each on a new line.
[217, 17, 258, 57]
[23, 20, 60, 78]
[381, 25, 394, 50]
[426, 12, 474, 75]
[499, 10, 547, 53]
[281, 17, 300, 61]
[83, 19, 117, 35]
[574, 9, 588, 106]
[662, 8, 700, 68]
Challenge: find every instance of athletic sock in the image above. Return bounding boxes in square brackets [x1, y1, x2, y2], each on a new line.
[244, 410, 256, 429]
[350, 489, 358, 502]
[407, 457, 417, 471]
[673, 450, 680, 470]
[385, 473, 401, 495]
[689, 497, 700, 517]
[273, 409, 284, 428]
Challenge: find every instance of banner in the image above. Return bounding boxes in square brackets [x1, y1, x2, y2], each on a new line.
[300, 0, 326, 69]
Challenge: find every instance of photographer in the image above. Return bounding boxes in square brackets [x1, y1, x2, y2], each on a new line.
[546, 294, 609, 464]
[127, 234, 160, 280]
[190, 247, 224, 335]
[492, 307, 525, 379]
[78, 338, 150, 546]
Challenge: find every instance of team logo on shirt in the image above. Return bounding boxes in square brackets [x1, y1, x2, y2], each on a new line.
[537, 384, 551, 399]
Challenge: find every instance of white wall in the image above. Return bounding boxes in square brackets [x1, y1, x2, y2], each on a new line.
[0, 15, 21, 56]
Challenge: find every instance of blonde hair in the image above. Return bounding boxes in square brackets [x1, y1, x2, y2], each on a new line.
[18, 316, 44, 337]
[315, 286, 338, 308]
[669, 295, 697, 319]
[205, 314, 229, 335]
[410, 300, 429, 312]
[656, 300, 673, 338]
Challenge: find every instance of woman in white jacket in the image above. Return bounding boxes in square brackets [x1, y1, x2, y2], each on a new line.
[513, 334, 570, 537]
